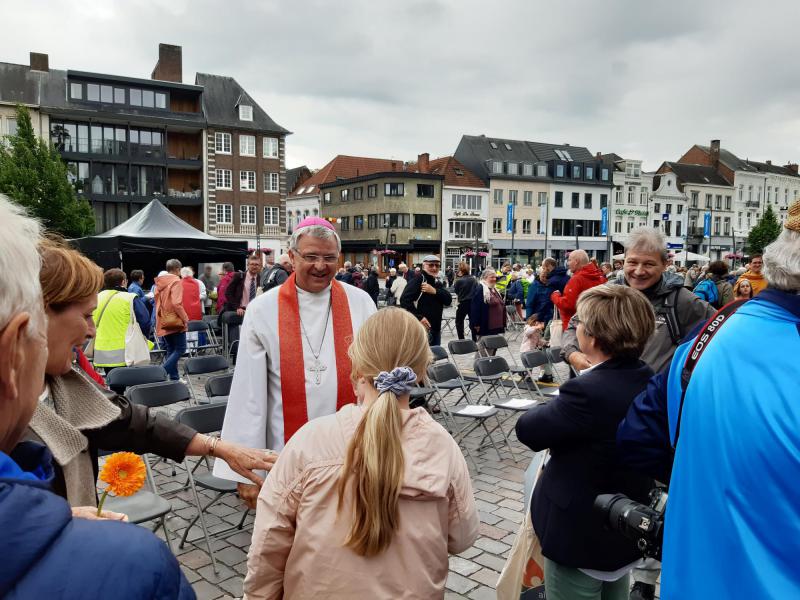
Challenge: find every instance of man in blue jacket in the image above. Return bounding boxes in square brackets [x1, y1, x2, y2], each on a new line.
[619, 204, 800, 599]
[0, 195, 194, 599]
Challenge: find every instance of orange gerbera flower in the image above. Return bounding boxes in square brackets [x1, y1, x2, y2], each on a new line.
[99, 452, 146, 497]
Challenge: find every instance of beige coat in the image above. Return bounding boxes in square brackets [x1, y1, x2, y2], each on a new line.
[244, 404, 479, 600]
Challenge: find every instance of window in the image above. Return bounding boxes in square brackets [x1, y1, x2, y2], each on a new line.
[239, 134, 256, 156]
[628, 187, 635, 204]
[142, 90, 155, 108]
[417, 184, 435, 198]
[263, 172, 279, 192]
[385, 182, 404, 196]
[492, 160, 503, 173]
[239, 105, 253, 121]
[265, 206, 279, 226]
[382, 213, 411, 228]
[601, 168, 610, 181]
[556, 164, 565, 177]
[713, 216, 721, 235]
[748, 185, 753, 201]
[537, 164, 548, 177]
[449, 221, 483, 240]
[691, 191, 699, 208]
[130, 89, 142, 106]
[504, 143, 512, 151]
[600, 194, 608, 209]
[507, 162, 518, 175]
[625, 163, 641, 178]
[70, 83, 83, 100]
[354, 215, 364, 230]
[523, 190, 533, 206]
[452, 194, 482, 210]
[368, 184, 377, 198]
[654, 203, 661, 213]
[493, 189, 504, 205]
[493, 218, 502, 234]
[113, 88, 125, 104]
[509, 190, 518, 205]
[585, 166, 594, 180]
[155, 93, 166, 109]
[323, 192, 331, 204]
[572, 165, 581, 179]
[215, 132, 231, 154]
[676, 221, 682, 237]
[627, 220, 635, 233]
[653, 220, 660, 228]
[640, 188, 648, 205]
[554, 191, 563, 207]
[615, 187, 622, 204]
[240, 205, 256, 225]
[666, 203, 672, 214]
[87, 84, 100, 101]
[368, 214, 378, 229]
[215, 169, 232, 190]
[571, 192, 579, 209]
[522, 219, 532, 234]
[664, 221, 672, 236]
[239, 170, 256, 191]
[341, 189, 349, 202]
[353, 186, 363, 200]
[490, 142, 498, 149]
[263, 137, 279, 158]
[705, 193, 712, 209]
[715, 195, 722, 210]
[414, 214, 437, 229]
[723, 217, 731, 236]
[615, 219, 623, 233]
[339, 217, 350, 231]
[523, 163, 533, 176]
[584, 193, 592, 209]
[538, 192, 547, 206]
[216, 204, 232, 224]
[66, 161, 90, 192]
[725, 195, 732, 210]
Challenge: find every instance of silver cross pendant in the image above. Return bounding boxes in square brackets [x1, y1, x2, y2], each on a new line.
[307, 358, 327, 386]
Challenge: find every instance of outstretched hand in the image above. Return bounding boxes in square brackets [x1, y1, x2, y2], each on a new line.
[216, 441, 278, 487]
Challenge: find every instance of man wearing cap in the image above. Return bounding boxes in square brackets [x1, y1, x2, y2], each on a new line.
[214, 217, 376, 507]
[400, 255, 452, 345]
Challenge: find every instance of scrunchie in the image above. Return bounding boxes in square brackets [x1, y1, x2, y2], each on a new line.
[374, 367, 417, 396]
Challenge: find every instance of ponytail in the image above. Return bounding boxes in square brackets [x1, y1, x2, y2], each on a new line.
[338, 389, 405, 557]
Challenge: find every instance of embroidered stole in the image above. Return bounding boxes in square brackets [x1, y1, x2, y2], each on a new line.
[278, 274, 356, 443]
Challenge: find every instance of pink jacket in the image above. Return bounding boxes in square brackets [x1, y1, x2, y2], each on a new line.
[244, 404, 479, 600]
[520, 324, 544, 354]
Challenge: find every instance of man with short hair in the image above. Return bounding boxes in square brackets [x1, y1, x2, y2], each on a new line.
[216, 262, 235, 314]
[494, 262, 513, 297]
[261, 253, 293, 293]
[154, 259, 189, 381]
[223, 252, 264, 317]
[199, 264, 219, 312]
[735, 253, 767, 295]
[215, 218, 376, 507]
[400, 254, 452, 345]
[550, 250, 606, 332]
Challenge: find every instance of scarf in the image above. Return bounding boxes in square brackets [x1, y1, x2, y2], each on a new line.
[278, 273, 356, 443]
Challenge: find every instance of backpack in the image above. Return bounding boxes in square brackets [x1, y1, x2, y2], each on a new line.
[693, 278, 719, 308]
[656, 287, 683, 345]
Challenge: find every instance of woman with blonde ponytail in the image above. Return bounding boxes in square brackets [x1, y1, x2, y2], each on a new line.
[244, 308, 478, 599]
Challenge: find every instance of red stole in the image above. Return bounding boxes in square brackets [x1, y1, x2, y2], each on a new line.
[278, 274, 356, 443]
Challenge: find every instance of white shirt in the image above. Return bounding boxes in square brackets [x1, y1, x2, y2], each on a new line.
[213, 281, 376, 483]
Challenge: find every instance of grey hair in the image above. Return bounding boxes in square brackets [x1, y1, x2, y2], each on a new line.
[180, 266, 194, 278]
[624, 227, 669, 263]
[288, 224, 341, 252]
[479, 268, 497, 303]
[166, 258, 182, 272]
[0, 194, 44, 334]
[763, 228, 800, 292]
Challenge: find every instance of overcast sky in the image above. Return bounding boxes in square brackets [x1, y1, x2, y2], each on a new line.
[3, 0, 800, 172]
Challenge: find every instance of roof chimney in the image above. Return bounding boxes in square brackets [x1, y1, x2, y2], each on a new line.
[766, 160, 772, 166]
[151, 43, 182, 83]
[29, 52, 49, 72]
[787, 163, 798, 175]
[418, 153, 430, 174]
[710, 139, 721, 169]
[595, 152, 601, 160]
[391, 161, 397, 172]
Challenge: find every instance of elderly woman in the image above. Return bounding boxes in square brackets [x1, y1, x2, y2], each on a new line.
[24, 239, 273, 509]
[516, 285, 656, 600]
[469, 268, 506, 356]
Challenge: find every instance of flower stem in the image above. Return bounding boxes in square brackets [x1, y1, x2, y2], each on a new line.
[97, 489, 109, 517]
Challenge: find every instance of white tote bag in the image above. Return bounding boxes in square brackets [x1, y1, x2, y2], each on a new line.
[549, 307, 563, 348]
[125, 297, 151, 366]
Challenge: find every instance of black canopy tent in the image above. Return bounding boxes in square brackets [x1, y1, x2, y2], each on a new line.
[74, 200, 249, 283]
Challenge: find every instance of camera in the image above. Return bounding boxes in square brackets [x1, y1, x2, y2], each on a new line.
[593, 487, 667, 560]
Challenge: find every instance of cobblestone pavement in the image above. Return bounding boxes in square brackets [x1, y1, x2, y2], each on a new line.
[138, 311, 651, 599]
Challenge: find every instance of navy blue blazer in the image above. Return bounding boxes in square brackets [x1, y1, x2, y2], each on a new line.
[515, 356, 654, 571]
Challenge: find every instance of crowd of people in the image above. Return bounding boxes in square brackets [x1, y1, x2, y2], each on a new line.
[1, 188, 799, 599]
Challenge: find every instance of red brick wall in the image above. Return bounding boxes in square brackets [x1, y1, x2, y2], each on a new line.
[678, 146, 711, 166]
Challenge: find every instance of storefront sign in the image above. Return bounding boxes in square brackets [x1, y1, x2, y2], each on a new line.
[453, 211, 482, 217]
[614, 208, 648, 217]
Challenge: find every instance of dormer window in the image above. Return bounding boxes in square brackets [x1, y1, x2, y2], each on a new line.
[239, 105, 253, 121]
[507, 162, 518, 175]
[504, 143, 512, 151]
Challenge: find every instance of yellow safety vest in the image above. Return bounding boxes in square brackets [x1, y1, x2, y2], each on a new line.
[92, 290, 135, 367]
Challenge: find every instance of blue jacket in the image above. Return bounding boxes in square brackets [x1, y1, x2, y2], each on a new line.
[525, 276, 555, 322]
[661, 289, 800, 598]
[469, 284, 506, 335]
[547, 266, 570, 294]
[506, 279, 524, 304]
[0, 442, 194, 599]
[128, 281, 145, 300]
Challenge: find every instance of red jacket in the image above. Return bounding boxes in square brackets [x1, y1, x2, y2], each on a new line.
[181, 276, 203, 321]
[550, 262, 607, 331]
[217, 271, 235, 313]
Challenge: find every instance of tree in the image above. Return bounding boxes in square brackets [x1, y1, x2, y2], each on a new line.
[746, 203, 782, 256]
[0, 105, 94, 237]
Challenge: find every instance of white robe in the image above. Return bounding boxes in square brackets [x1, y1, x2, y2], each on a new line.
[213, 281, 377, 483]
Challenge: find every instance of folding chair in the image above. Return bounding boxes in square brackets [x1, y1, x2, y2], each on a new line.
[547, 346, 575, 383]
[100, 451, 175, 553]
[473, 356, 538, 422]
[219, 311, 243, 362]
[427, 361, 512, 471]
[187, 320, 222, 356]
[106, 365, 168, 396]
[447, 339, 480, 381]
[520, 350, 560, 399]
[149, 336, 166, 364]
[174, 402, 249, 574]
[202, 314, 222, 336]
[204, 373, 233, 403]
[430, 345, 449, 363]
[478, 334, 528, 378]
[183, 355, 230, 403]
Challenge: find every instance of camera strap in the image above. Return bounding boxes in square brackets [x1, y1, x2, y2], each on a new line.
[675, 299, 747, 444]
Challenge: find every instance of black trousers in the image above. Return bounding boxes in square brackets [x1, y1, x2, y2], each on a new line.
[455, 302, 476, 341]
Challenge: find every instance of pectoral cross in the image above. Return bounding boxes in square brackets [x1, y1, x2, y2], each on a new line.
[307, 358, 327, 386]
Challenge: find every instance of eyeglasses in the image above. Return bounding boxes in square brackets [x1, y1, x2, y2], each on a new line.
[296, 252, 339, 265]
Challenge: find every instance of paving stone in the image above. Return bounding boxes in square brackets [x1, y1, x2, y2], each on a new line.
[474, 490, 503, 503]
[445, 572, 479, 595]
[498, 498, 524, 512]
[191, 579, 224, 600]
[469, 567, 501, 588]
[448, 556, 481, 577]
[180, 548, 212, 569]
[478, 510, 502, 525]
[457, 546, 482, 560]
[473, 552, 508, 572]
[468, 585, 497, 600]
[196, 563, 237, 584]
[474, 537, 511, 554]
[224, 530, 255, 547]
[478, 522, 508, 540]
[493, 507, 524, 524]
[218, 576, 244, 597]
[214, 546, 249, 567]
[494, 519, 521, 533]
[180, 566, 201, 584]
[474, 498, 499, 513]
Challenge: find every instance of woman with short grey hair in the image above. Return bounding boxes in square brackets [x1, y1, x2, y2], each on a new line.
[469, 268, 506, 355]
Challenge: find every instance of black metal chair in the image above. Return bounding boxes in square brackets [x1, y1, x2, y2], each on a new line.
[183, 355, 230, 403]
[520, 350, 560, 399]
[126, 379, 191, 408]
[447, 339, 480, 381]
[187, 320, 222, 356]
[106, 365, 168, 396]
[473, 356, 537, 415]
[504, 306, 525, 341]
[174, 402, 248, 574]
[478, 334, 528, 377]
[204, 373, 233, 403]
[430, 345, 449, 363]
[219, 311, 243, 362]
[547, 346, 571, 382]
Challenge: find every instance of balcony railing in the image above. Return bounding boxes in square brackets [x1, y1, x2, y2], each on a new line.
[262, 225, 281, 236]
[688, 227, 705, 238]
[215, 223, 234, 235]
[745, 200, 760, 208]
[240, 224, 257, 236]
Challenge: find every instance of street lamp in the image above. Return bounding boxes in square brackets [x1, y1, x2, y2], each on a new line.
[575, 222, 582, 251]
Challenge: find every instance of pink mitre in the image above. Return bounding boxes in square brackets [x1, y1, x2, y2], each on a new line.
[296, 216, 336, 232]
